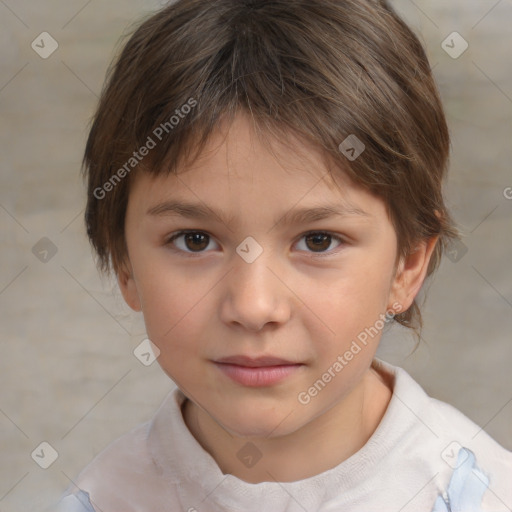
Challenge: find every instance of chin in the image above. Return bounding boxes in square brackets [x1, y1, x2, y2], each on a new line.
[214, 406, 301, 439]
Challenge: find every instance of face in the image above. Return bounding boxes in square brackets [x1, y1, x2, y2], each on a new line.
[119, 113, 427, 439]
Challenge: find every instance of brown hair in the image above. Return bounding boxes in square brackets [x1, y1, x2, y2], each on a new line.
[82, 0, 460, 336]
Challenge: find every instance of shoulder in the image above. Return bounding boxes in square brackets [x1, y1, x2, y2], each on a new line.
[431, 446, 510, 512]
[376, 359, 512, 510]
[63, 421, 155, 508]
[62, 406, 176, 509]
[377, 358, 511, 459]
[426, 394, 512, 509]
[416, 375, 512, 474]
[58, 388, 189, 510]
[82, 419, 152, 474]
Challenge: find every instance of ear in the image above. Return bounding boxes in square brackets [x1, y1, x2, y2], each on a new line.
[388, 236, 438, 312]
[117, 259, 142, 312]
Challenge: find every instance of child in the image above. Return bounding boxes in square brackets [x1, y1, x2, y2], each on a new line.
[54, 0, 512, 510]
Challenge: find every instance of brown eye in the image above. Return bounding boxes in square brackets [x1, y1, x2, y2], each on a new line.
[183, 232, 209, 251]
[305, 233, 331, 252]
[167, 231, 217, 253]
[295, 231, 344, 255]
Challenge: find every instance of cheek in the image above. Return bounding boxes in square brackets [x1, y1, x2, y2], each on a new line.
[302, 265, 392, 355]
[134, 267, 201, 346]
[314, 265, 391, 321]
[141, 287, 207, 383]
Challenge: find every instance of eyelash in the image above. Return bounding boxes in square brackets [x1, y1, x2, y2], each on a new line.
[164, 230, 346, 258]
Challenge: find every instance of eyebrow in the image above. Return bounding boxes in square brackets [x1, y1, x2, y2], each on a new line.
[146, 200, 371, 229]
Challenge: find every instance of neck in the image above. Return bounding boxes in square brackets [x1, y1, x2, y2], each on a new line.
[182, 364, 392, 483]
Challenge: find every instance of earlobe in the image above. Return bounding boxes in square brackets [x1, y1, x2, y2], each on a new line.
[117, 261, 142, 312]
[389, 236, 438, 312]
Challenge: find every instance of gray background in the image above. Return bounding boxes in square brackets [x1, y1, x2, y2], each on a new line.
[0, 1, 511, 510]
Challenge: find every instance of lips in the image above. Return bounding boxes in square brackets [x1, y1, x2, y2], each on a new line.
[213, 355, 304, 387]
[214, 355, 299, 367]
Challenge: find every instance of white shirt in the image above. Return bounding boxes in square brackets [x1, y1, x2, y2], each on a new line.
[54, 360, 512, 512]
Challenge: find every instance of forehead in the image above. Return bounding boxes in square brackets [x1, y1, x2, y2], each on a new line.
[173, 112, 341, 185]
[129, 112, 388, 223]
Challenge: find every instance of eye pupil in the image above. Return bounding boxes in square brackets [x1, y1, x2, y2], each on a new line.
[185, 232, 209, 251]
[306, 233, 331, 252]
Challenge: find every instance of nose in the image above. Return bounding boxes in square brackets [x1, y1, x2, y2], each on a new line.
[219, 251, 291, 332]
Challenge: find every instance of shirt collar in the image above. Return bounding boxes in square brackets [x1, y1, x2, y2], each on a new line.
[147, 359, 427, 510]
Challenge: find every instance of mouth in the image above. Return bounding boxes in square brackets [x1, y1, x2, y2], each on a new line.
[213, 355, 304, 387]
[215, 355, 300, 367]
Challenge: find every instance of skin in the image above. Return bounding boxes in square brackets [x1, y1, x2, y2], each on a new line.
[118, 112, 437, 483]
